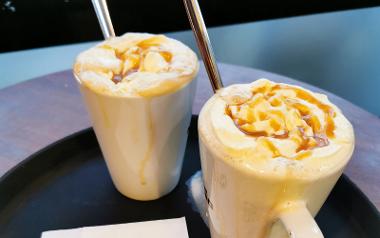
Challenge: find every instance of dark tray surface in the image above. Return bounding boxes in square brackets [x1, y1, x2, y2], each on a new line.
[0, 116, 379, 238]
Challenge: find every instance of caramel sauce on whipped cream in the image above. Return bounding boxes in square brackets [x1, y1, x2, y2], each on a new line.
[198, 79, 354, 174]
[73, 33, 199, 97]
[225, 81, 336, 159]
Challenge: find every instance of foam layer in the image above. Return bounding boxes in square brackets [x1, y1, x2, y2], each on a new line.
[198, 79, 355, 179]
[74, 33, 199, 97]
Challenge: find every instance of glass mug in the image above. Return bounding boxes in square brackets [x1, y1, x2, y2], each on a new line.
[197, 79, 355, 238]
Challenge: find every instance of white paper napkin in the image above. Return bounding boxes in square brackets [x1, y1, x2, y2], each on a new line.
[41, 217, 189, 238]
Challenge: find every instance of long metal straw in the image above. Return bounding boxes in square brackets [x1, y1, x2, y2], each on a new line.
[91, 0, 115, 39]
[183, 0, 224, 92]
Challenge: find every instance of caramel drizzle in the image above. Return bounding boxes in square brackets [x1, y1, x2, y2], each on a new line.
[225, 84, 336, 159]
[272, 84, 336, 138]
[101, 36, 173, 84]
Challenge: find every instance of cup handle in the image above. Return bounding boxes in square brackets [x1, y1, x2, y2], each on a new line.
[278, 201, 324, 238]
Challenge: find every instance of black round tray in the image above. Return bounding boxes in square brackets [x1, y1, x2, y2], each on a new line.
[0, 116, 379, 238]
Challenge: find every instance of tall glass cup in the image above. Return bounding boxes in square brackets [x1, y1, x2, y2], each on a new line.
[74, 33, 199, 201]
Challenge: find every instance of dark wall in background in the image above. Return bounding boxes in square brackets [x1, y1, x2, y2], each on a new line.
[1, 0, 379, 52]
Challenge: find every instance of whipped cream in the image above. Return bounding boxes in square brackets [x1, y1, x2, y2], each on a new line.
[198, 79, 355, 179]
[74, 33, 199, 97]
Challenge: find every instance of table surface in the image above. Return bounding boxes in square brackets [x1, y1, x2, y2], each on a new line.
[1, 63, 379, 211]
[2, 7, 380, 117]
[0, 7, 380, 116]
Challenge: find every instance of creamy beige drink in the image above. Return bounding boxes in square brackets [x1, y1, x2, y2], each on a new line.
[74, 33, 199, 201]
[198, 79, 354, 238]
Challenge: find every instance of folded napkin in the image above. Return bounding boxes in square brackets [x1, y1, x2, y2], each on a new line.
[41, 217, 188, 238]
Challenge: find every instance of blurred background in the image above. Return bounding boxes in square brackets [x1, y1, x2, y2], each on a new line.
[0, 0, 379, 115]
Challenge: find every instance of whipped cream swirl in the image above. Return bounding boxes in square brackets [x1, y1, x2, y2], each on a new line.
[74, 33, 199, 97]
[199, 79, 355, 178]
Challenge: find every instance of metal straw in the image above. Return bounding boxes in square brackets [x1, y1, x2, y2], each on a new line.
[91, 0, 115, 39]
[183, 0, 224, 92]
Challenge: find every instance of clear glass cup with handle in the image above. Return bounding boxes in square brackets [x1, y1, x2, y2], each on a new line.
[197, 79, 355, 237]
[73, 33, 199, 201]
